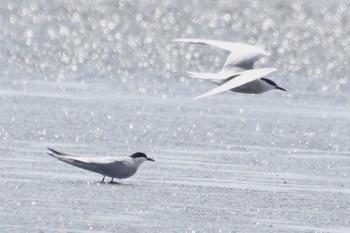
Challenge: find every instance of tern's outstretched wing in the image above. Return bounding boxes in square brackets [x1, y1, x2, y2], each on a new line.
[186, 70, 239, 80]
[193, 68, 276, 100]
[173, 38, 268, 70]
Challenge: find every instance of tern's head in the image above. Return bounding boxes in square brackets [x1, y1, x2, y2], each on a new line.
[261, 78, 287, 92]
[130, 152, 155, 167]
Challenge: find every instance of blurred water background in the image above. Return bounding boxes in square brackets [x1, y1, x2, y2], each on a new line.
[1, 0, 350, 232]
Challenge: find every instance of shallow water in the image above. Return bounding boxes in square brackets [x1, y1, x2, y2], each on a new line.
[1, 1, 350, 232]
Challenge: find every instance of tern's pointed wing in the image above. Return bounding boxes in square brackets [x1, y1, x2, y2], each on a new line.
[48, 153, 103, 174]
[186, 70, 239, 80]
[193, 68, 277, 100]
[173, 38, 268, 70]
[47, 148, 126, 174]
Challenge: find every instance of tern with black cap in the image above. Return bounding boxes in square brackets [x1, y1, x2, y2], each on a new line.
[47, 148, 155, 183]
[173, 38, 286, 99]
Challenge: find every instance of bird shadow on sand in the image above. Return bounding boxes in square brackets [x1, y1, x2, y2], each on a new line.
[97, 181, 134, 186]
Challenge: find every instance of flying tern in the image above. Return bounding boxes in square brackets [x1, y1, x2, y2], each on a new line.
[173, 38, 286, 100]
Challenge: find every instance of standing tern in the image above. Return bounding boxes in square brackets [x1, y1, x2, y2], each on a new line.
[173, 38, 286, 100]
[47, 148, 155, 183]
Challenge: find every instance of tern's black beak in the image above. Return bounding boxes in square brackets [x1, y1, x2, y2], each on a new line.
[276, 86, 287, 92]
[147, 157, 155, 162]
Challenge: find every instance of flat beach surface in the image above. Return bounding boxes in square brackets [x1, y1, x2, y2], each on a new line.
[1, 1, 349, 232]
